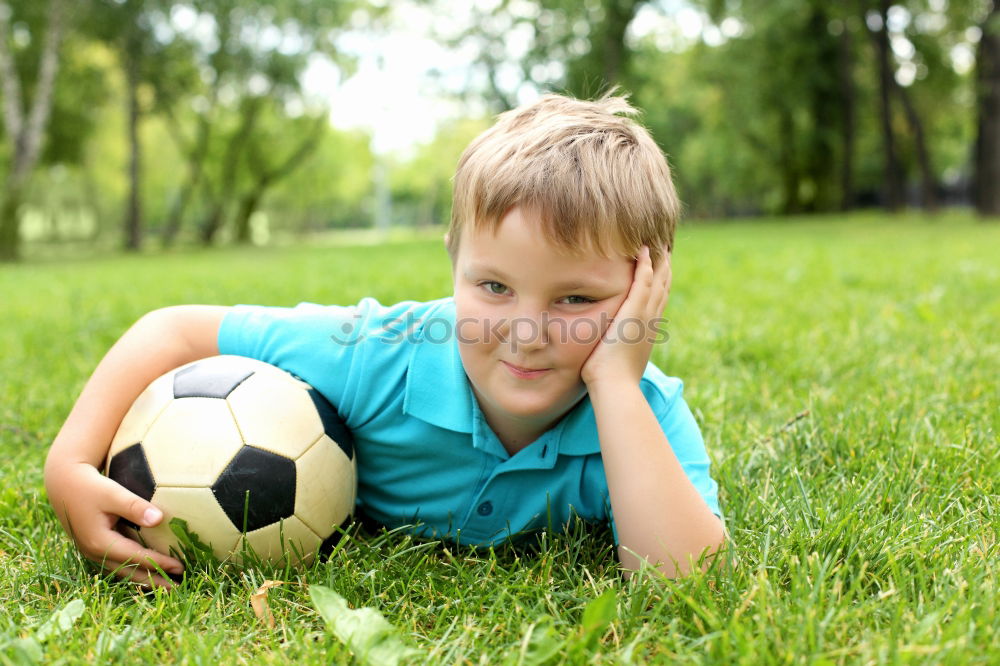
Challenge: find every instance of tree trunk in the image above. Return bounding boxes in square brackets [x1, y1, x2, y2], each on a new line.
[564, 0, 642, 96]
[161, 113, 212, 247]
[234, 116, 326, 244]
[600, 0, 638, 87]
[199, 97, 264, 245]
[974, 1, 1000, 217]
[778, 107, 802, 214]
[123, 26, 143, 251]
[0, 185, 23, 261]
[0, 0, 66, 261]
[803, 5, 840, 212]
[894, 82, 937, 211]
[233, 187, 263, 244]
[838, 24, 856, 211]
[871, 0, 904, 211]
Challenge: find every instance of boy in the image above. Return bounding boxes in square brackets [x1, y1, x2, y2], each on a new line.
[45, 93, 724, 588]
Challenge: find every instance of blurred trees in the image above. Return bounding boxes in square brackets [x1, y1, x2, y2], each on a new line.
[0, 0, 369, 260]
[974, 0, 999, 214]
[0, 0, 995, 261]
[444, 0, 989, 219]
[0, 0, 67, 261]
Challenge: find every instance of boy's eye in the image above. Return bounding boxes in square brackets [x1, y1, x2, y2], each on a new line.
[481, 281, 510, 295]
[561, 295, 595, 305]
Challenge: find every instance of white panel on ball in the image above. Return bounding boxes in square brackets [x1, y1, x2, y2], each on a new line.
[226, 373, 325, 459]
[294, 434, 357, 537]
[142, 486, 243, 561]
[108, 372, 175, 459]
[142, 397, 245, 487]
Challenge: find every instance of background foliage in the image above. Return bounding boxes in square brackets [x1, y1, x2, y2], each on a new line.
[0, 0, 997, 262]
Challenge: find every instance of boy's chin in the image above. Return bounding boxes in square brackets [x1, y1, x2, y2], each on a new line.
[494, 392, 582, 423]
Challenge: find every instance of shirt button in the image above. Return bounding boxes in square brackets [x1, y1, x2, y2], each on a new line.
[477, 501, 493, 516]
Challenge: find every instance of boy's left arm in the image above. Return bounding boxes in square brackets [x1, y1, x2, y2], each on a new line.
[581, 246, 725, 578]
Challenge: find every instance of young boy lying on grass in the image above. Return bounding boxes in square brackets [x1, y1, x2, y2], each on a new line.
[45, 93, 725, 588]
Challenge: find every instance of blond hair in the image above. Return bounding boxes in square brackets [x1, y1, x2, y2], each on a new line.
[448, 92, 680, 265]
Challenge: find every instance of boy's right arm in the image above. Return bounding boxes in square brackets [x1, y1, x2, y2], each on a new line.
[44, 305, 230, 588]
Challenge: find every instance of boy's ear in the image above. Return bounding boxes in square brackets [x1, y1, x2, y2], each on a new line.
[443, 232, 451, 247]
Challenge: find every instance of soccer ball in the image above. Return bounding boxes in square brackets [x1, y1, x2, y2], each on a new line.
[105, 355, 356, 566]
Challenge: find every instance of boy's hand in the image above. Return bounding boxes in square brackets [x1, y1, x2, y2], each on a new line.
[580, 244, 672, 390]
[46, 461, 184, 588]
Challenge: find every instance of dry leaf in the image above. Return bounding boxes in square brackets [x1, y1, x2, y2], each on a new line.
[251, 580, 286, 628]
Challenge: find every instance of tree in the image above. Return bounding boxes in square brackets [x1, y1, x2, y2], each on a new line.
[87, 0, 159, 251]
[262, 126, 374, 234]
[232, 109, 326, 243]
[557, 0, 646, 97]
[866, 0, 906, 211]
[837, 18, 858, 211]
[437, 0, 651, 111]
[682, 0, 848, 214]
[0, 0, 67, 261]
[154, 0, 358, 246]
[975, 0, 1000, 216]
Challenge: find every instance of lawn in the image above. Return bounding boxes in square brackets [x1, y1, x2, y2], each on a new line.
[1, 212, 997, 664]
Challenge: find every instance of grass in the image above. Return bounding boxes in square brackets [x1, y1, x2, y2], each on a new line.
[1, 211, 997, 664]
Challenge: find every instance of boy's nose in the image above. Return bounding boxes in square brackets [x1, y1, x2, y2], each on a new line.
[507, 312, 548, 353]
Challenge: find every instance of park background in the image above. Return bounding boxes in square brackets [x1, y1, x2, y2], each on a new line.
[0, 0, 998, 258]
[1, 0, 998, 663]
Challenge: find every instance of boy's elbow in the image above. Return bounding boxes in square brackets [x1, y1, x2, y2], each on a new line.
[689, 516, 730, 577]
[620, 517, 728, 580]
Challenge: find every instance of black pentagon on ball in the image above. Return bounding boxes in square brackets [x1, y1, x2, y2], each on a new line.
[173, 359, 255, 399]
[211, 445, 297, 532]
[108, 443, 156, 501]
[307, 388, 354, 460]
[107, 443, 156, 530]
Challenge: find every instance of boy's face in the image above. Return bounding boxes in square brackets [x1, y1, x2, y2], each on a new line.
[452, 206, 634, 446]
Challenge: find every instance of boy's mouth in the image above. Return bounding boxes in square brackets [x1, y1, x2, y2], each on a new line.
[501, 361, 551, 379]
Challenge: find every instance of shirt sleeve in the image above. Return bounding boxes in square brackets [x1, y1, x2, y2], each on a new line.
[216, 297, 413, 430]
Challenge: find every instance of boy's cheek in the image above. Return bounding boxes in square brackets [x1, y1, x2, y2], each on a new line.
[549, 317, 603, 369]
[562, 309, 618, 348]
[454, 303, 505, 349]
[456, 316, 488, 347]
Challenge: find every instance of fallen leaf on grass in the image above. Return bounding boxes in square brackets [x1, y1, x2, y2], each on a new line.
[310, 584, 422, 665]
[580, 588, 616, 638]
[6, 599, 87, 664]
[251, 580, 286, 628]
[35, 599, 86, 643]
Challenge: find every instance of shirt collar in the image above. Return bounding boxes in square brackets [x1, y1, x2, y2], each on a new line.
[553, 396, 601, 456]
[403, 298, 475, 433]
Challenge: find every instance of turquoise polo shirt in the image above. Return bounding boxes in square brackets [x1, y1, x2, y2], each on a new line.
[217, 297, 721, 547]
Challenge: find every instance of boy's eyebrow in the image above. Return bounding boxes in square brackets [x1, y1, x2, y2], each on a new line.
[464, 264, 604, 292]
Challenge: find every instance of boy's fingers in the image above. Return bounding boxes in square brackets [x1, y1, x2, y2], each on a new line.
[655, 247, 671, 278]
[99, 473, 164, 529]
[650, 250, 671, 316]
[630, 246, 654, 293]
[102, 558, 177, 589]
[103, 533, 184, 575]
[641, 245, 655, 276]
